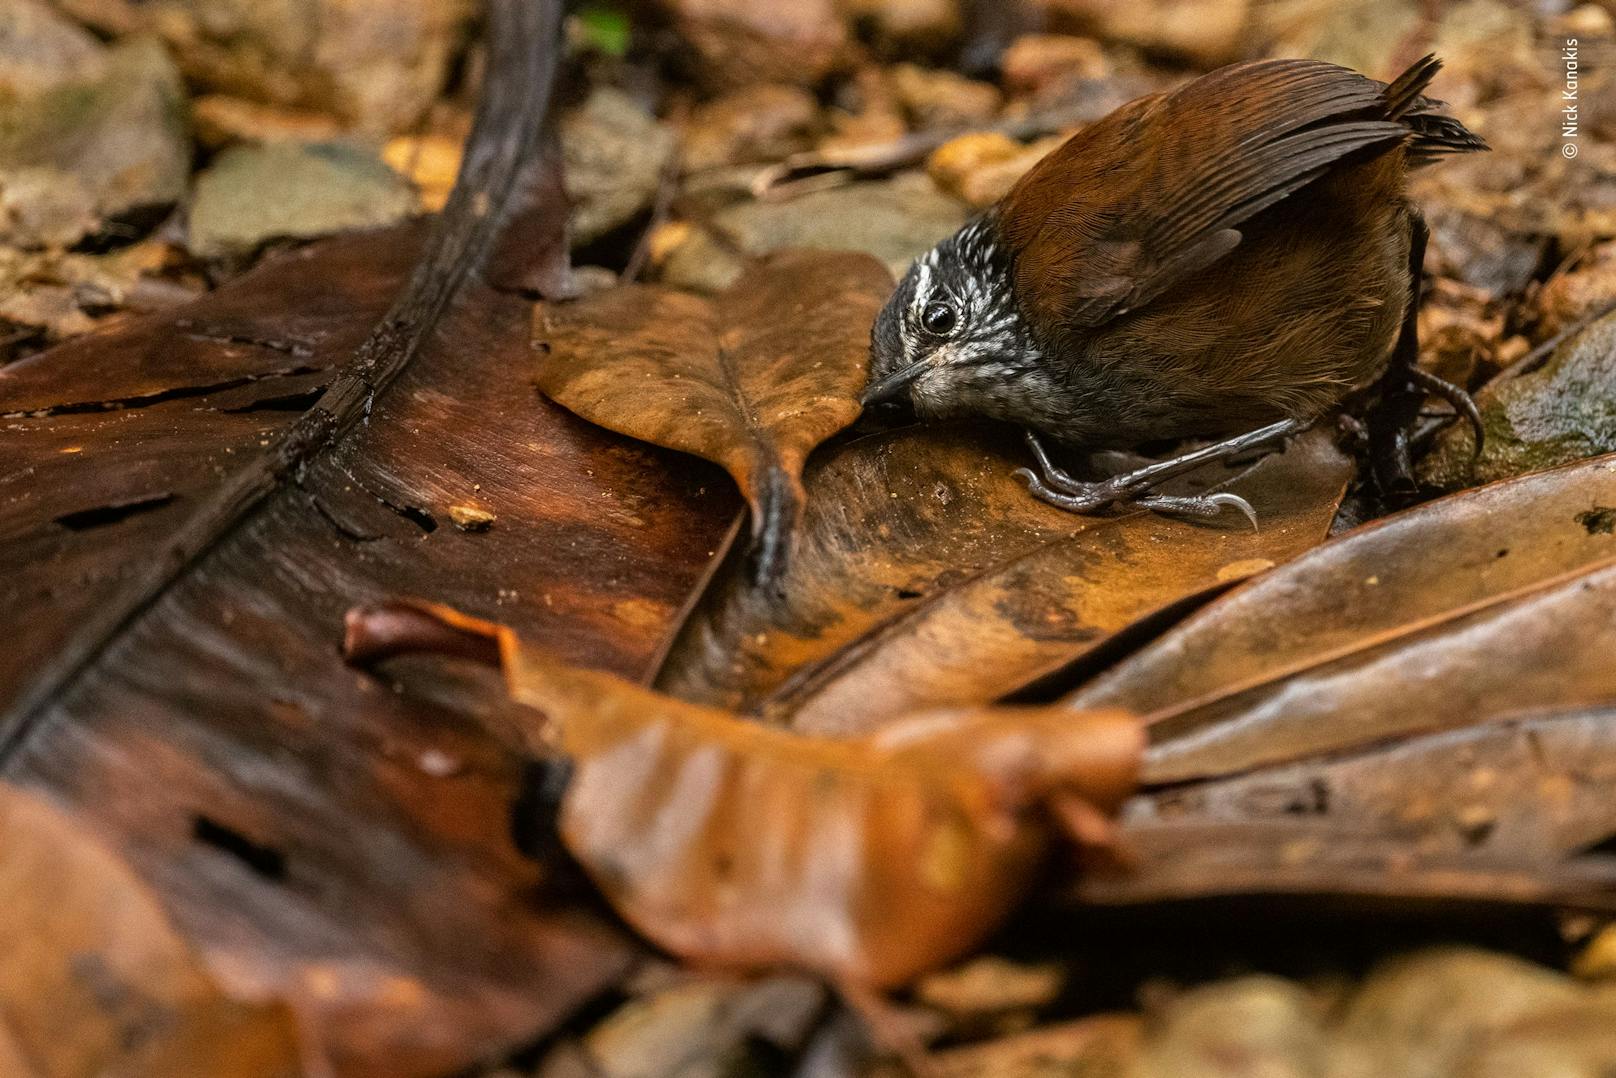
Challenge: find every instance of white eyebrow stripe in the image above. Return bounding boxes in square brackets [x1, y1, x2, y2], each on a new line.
[909, 260, 933, 322]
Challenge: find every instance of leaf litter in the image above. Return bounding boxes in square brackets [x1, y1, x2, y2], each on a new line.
[5, 0, 1616, 1073]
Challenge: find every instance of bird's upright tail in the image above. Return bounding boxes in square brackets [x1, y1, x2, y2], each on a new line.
[1380, 54, 1490, 166]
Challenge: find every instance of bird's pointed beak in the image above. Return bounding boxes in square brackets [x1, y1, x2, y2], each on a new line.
[858, 360, 930, 408]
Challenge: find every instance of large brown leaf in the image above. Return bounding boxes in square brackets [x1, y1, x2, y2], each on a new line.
[1076, 819, 1616, 912]
[657, 426, 1351, 734]
[344, 601, 1143, 990]
[534, 249, 891, 582]
[0, 4, 737, 1073]
[0, 784, 307, 1078]
[1130, 708, 1616, 866]
[1067, 454, 1616, 783]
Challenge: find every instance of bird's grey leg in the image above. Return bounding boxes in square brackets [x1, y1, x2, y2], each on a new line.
[1368, 207, 1433, 497]
[1015, 416, 1314, 527]
[1021, 430, 1088, 496]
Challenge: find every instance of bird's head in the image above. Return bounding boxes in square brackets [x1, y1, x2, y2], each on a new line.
[864, 218, 1038, 421]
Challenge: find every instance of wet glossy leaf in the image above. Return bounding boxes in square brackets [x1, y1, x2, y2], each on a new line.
[0, 6, 730, 1071]
[0, 784, 307, 1078]
[657, 426, 1351, 735]
[780, 432, 1348, 735]
[534, 248, 891, 582]
[1066, 453, 1616, 783]
[345, 601, 1143, 989]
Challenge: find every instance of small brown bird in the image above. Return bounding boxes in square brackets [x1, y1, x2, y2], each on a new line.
[863, 55, 1486, 519]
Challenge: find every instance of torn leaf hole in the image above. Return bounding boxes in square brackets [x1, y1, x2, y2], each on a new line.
[389, 502, 438, 533]
[223, 387, 327, 414]
[310, 495, 381, 543]
[1575, 507, 1616, 535]
[1292, 778, 1330, 815]
[192, 815, 288, 881]
[173, 321, 316, 358]
[54, 493, 175, 531]
[11, 365, 325, 417]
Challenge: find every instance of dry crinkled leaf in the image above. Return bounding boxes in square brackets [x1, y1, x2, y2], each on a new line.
[657, 425, 1351, 734]
[343, 601, 1144, 989]
[1065, 453, 1616, 783]
[1143, 556, 1616, 783]
[656, 422, 1087, 713]
[0, 784, 309, 1078]
[535, 249, 891, 582]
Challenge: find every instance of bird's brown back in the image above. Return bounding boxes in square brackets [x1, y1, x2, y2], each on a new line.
[996, 57, 1474, 345]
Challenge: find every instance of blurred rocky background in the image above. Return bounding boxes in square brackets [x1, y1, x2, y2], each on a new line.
[4, 0, 1611, 379]
[2, 0, 1613, 1073]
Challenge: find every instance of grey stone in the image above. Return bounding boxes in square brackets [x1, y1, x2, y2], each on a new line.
[561, 87, 676, 246]
[0, 35, 189, 247]
[0, 0, 106, 96]
[48, 0, 471, 134]
[1421, 308, 1616, 489]
[188, 141, 416, 258]
[662, 173, 967, 292]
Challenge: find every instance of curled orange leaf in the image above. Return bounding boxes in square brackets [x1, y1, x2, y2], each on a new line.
[345, 601, 1143, 988]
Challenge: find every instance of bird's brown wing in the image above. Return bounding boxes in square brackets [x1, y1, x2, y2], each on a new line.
[998, 59, 1409, 331]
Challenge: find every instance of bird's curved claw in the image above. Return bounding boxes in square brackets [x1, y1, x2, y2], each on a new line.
[1136, 490, 1259, 529]
[1208, 492, 1260, 531]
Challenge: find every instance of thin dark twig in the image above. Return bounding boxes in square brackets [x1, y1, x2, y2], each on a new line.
[1489, 296, 1616, 387]
[748, 98, 1098, 200]
[622, 144, 683, 284]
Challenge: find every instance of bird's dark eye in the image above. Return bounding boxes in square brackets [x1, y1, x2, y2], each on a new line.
[921, 301, 957, 336]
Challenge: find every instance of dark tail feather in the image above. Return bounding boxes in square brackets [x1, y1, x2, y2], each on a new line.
[1405, 112, 1489, 165]
[1382, 53, 1442, 119]
[1381, 53, 1489, 166]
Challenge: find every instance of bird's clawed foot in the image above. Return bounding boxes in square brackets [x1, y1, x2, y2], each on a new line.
[1014, 465, 1259, 528]
[1409, 366, 1485, 458]
[1014, 417, 1313, 530]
